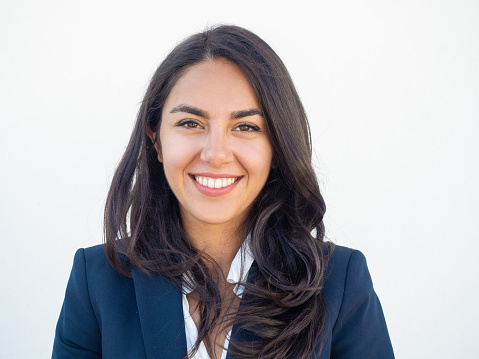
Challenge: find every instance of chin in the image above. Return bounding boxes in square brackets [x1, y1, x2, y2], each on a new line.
[184, 207, 248, 228]
[196, 215, 240, 226]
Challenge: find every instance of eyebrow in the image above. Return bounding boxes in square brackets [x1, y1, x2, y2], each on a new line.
[170, 104, 263, 120]
[230, 109, 263, 119]
[170, 104, 209, 119]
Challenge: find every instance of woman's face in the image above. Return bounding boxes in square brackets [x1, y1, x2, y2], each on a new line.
[158, 59, 273, 232]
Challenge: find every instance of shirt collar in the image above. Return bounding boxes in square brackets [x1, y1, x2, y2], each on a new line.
[226, 234, 254, 297]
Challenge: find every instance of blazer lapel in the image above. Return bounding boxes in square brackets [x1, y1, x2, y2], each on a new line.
[132, 270, 187, 359]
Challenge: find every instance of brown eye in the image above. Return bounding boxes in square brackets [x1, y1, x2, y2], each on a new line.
[234, 123, 261, 132]
[176, 119, 202, 129]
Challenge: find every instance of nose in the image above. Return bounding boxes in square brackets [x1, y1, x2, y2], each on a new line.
[200, 127, 234, 167]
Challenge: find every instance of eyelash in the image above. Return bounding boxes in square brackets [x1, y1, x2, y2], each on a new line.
[234, 123, 261, 132]
[175, 119, 202, 129]
[175, 120, 261, 132]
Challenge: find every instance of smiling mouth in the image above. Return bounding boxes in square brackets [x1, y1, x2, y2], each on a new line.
[193, 175, 241, 189]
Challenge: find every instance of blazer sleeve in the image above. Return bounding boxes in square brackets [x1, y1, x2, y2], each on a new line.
[52, 248, 102, 359]
[331, 250, 394, 358]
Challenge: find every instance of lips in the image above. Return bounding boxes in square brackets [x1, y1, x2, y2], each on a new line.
[193, 175, 240, 189]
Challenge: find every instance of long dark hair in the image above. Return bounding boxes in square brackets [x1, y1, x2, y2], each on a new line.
[105, 25, 330, 359]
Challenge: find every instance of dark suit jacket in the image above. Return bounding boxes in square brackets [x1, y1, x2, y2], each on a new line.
[52, 244, 394, 358]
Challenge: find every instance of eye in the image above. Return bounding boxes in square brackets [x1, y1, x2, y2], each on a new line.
[234, 123, 261, 132]
[175, 119, 202, 129]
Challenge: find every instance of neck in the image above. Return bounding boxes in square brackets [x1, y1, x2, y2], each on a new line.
[183, 220, 244, 276]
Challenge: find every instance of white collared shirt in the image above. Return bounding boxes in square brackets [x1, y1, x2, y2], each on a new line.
[182, 238, 254, 359]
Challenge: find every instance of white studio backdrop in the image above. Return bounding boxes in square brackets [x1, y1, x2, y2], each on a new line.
[1, 1, 478, 358]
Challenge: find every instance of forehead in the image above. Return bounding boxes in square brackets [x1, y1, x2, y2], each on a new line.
[162, 59, 261, 114]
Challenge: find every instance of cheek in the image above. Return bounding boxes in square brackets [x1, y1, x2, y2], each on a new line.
[240, 141, 273, 180]
[161, 138, 198, 179]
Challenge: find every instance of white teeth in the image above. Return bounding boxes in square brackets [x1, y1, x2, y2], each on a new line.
[194, 176, 238, 189]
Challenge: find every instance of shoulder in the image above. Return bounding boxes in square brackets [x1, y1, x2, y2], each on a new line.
[53, 245, 146, 358]
[326, 244, 366, 269]
[65, 244, 138, 323]
[323, 245, 369, 291]
[78, 243, 109, 266]
[324, 244, 370, 284]
[321, 244, 395, 358]
[322, 245, 372, 320]
[70, 244, 111, 280]
[68, 244, 135, 306]
[73, 243, 130, 274]
[53, 244, 111, 357]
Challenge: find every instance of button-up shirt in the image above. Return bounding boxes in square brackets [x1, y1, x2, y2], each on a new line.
[182, 237, 254, 359]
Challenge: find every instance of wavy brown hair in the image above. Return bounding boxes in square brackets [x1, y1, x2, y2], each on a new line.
[104, 25, 330, 359]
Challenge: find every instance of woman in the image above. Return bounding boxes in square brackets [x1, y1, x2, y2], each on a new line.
[53, 25, 394, 359]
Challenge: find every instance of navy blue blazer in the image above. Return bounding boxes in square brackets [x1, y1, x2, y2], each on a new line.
[52, 244, 394, 358]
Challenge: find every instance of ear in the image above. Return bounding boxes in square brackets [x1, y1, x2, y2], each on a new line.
[146, 125, 163, 163]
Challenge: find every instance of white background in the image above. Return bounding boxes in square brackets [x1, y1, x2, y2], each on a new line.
[1, 1, 478, 358]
